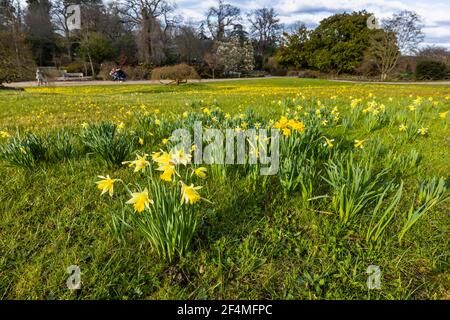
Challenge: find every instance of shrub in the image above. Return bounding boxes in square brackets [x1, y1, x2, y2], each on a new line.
[65, 61, 86, 74]
[416, 60, 449, 80]
[124, 64, 152, 80]
[287, 70, 318, 78]
[264, 56, 287, 76]
[151, 63, 200, 85]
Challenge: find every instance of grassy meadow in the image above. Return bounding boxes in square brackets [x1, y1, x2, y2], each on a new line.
[0, 78, 449, 299]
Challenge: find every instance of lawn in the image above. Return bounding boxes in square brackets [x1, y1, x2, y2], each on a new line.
[0, 78, 449, 299]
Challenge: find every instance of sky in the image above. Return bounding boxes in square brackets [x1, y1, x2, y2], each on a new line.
[174, 0, 450, 49]
[17, 0, 450, 49]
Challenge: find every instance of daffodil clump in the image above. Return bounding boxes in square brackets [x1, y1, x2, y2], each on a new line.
[362, 100, 387, 132]
[0, 131, 11, 139]
[95, 147, 208, 262]
[274, 116, 306, 137]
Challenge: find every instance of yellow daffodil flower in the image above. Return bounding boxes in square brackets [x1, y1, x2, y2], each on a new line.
[122, 154, 150, 173]
[158, 164, 176, 182]
[171, 148, 191, 165]
[282, 127, 291, 137]
[274, 116, 288, 129]
[0, 131, 10, 138]
[126, 188, 153, 213]
[180, 182, 202, 205]
[354, 139, 365, 149]
[418, 127, 428, 136]
[288, 119, 305, 132]
[95, 175, 117, 197]
[323, 137, 334, 148]
[193, 167, 207, 179]
[152, 151, 172, 166]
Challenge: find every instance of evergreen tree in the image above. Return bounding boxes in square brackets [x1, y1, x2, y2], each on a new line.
[25, 0, 56, 66]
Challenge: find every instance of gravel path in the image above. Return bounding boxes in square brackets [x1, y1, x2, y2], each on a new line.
[3, 77, 450, 88]
[3, 77, 282, 88]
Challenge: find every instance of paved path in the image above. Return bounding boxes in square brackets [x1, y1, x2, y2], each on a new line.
[3, 77, 283, 88]
[3, 77, 450, 88]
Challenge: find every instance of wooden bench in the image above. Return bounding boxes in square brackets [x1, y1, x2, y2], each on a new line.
[56, 72, 91, 81]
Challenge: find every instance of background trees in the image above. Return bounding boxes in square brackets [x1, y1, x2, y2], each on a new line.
[365, 11, 424, 80]
[0, 0, 442, 82]
[0, 0, 35, 85]
[367, 29, 400, 81]
[248, 7, 281, 70]
[276, 12, 375, 74]
[383, 10, 424, 55]
[25, 0, 56, 66]
[205, 0, 240, 42]
[276, 24, 311, 70]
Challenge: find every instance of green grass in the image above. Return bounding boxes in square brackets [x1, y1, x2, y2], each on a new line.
[0, 78, 449, 299]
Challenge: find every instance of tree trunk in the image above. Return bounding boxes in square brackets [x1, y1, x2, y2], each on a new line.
[87, 51, 95, 77]
[141, 9, 153, 64]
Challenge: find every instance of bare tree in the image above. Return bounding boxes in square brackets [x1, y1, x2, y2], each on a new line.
[206, 0, 240, 42]
[368, 29, 400, 81]
[51, 0, 76, 60]
[0, 0, 34, 85]
[174, 24, 202, 64]
[117, 0, 174, 65]
[418, 46, 450, 64]
[248, 8, 280, 49]
[247, 7, 281, 69]
[383, 10, 424, 55]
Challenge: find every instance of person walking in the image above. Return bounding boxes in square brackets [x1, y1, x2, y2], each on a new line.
[36, 69, 45, 86]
